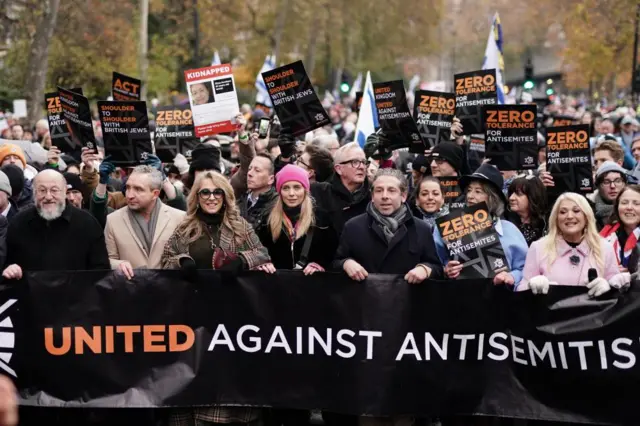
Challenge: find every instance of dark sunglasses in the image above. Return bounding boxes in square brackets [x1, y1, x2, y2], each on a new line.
[198, 188, 225, 200]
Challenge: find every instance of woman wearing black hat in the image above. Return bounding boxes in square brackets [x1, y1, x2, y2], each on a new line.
[435, 164, 529, 287]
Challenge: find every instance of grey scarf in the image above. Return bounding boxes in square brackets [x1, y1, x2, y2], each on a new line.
[367, 202, 410, 243]
[593, 191, 614, 224]
[128, 199, 162, 255]
[417, 204, 450, 229]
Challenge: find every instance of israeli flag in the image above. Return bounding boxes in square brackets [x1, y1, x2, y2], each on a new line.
[211, 50, 221, 66]
[354, 71, 379, 148]
[255, 54, 276, 107]
[482, 13, 505, 104]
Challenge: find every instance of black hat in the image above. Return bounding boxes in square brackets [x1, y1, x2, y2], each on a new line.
[459, 164, 507, 205]
[278, 132, 296, 158]
[189, 144, 221, 175]
[430, 142, 463, 173]
[63, 172, 85, 193]
[1, 164, 24, 198]
[363, 131, 392, 160]
[411, 155, 429, 174]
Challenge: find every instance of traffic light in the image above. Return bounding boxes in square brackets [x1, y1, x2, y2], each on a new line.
[340, 83, 350, 93]
[340, 71, 351, 93]
[523, 59, 534, 90]
[546, 88, 554, 96]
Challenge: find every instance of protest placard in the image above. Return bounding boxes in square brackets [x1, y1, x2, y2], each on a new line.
[57, 86, 96, 151]
[546, 125, 593, 194]
[454, 69, 498, 135]
[154, 105, 199, 162]
[374, 80, 425, 154]
[112, 72, 142, 101]
[98, 101, 152, 166]
[484, 105, 538, 170]
[413, 90, 455, 147]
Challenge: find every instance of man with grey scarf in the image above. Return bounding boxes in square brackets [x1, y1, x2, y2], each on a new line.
[105, 165, 185, 279]
[588, 161, 628, 230]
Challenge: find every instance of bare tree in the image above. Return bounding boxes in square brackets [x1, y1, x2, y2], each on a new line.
[25, 0, 60, 127]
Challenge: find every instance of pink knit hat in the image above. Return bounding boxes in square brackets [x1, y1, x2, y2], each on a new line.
[275, 164, 310, 193]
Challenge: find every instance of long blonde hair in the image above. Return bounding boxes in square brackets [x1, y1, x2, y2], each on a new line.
[178, 171, 246, 245]
[268, 192, 315, 242]
[543, 192, 604, 273]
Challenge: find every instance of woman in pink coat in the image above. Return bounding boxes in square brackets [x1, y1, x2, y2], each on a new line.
[518, 192, 629, 296]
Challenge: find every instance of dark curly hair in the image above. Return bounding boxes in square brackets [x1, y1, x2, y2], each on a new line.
[507, 176, 547, 229]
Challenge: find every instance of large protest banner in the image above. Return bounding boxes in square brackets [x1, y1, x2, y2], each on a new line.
[484, 105, 538, 170]
[97, 101, 153, 166]
[57, 87, 96, 151]
[261, 61, 330, 136]
[373, 80, 425, 153]
[154, 105, 199, 162]
[185, 64, 240, 137]
[413, 90, 455, 147]
[454, 69, 498, 136]
[112, 72, 142, 101]
[45, 88, 83, 153]
[546, 125, 594, 195]
[6, 270, 640, 425]
[435, 202, 508, 279]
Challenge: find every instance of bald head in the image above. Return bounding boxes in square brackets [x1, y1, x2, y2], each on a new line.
[35, 119, 49, 137]
[34, 169, 66, 189]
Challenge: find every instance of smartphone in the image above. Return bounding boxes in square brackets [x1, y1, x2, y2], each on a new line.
[258, 117, 270, 139]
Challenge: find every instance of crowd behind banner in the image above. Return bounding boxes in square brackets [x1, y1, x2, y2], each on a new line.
[0, 63, 639, 426]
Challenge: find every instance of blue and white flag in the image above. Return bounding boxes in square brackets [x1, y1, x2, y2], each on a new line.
[482, 13, 505, 104]
[255, 54, 276, 107]
[354, 71, 379, 148]
[349, 72, 363, 98]
[211, 50, 221, 66]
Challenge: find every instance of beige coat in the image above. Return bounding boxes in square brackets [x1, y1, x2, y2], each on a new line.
[105, 202, 185, 269]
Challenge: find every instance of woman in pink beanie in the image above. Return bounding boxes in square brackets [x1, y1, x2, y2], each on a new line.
[256, 164, 337, 277]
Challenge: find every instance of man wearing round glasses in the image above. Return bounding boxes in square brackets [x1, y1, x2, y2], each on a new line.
[589, 161, 628, 230]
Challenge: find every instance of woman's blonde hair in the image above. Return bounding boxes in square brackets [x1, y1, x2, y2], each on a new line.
[268, 189, 314, 241]
[542, 192, 604, 273]
[178, 171, 246, 245]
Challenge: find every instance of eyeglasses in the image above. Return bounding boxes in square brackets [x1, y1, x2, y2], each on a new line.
[296, 159, 311, 169]
[339, 159, 367, 168]
[198, 188, 225, 200]
[36, 187, 63, 197]
[601, 178, 625, 187]
[429, 158, 447, 165]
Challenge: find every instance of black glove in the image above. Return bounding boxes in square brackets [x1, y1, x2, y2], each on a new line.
[218, 257, 245, 276]
[179, 257, 198, 283]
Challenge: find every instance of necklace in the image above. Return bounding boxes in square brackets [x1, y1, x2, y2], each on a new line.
[203, 224, 222, 250]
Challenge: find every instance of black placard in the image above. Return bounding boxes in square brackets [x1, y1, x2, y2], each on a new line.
[436, 202, 508, 279]
[546, 125, 594, 194]
[551, 115, 575, 127]
[154, 105, 199, 162]
[97, 101, 152, 166]
[57, 86, 97, 151]
[112, 71, 142, 101]
[413, 90, 455, 147]
[438, 177, 463, 211]
[454, 69, 498, 135]
[484, 105, 538, 171]
[45, 87, 83, 154]
[261, 61, 330, 136]
[373, 80, 425, 154]
[467, 135, 486, 172]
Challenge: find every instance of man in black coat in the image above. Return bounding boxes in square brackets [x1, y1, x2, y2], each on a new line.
[334, 168, 443, 281]
[2, 170, 109, 279]
[311, 142, 371, 237]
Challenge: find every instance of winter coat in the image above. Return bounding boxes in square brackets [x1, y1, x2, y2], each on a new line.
[333, 209, 443, 278]
[237, 187, 278, 230]
[311, 174, 371, 237]
[6, 204, 110, 271]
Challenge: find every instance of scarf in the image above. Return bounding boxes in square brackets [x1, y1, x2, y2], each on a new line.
[366, 202, 409, 243]
[416, 204, 450, 229]
[600, 222, 640, 267]
[593, 191, 614, 224]
[128, 199, 162, 255]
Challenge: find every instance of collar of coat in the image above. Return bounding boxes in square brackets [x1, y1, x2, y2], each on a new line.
[329, 173, 370, 201]
[28, 202, 73, 223]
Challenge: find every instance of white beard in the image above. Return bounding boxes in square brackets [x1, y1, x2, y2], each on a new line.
[36, 201, 65, 221]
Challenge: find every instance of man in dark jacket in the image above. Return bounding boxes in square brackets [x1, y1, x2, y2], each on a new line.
[311, 142, 371, 237]
[237, 152, 278, 229]
[2, 170, 109, 279]
[334, 168, 443, 281]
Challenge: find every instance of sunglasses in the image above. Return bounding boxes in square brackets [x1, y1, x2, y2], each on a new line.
[198, 188, 225, 200]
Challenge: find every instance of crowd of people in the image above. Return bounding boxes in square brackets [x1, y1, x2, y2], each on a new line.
[0, 94, 639, 426]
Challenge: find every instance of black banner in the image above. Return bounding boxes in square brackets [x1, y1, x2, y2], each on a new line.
[112, 71, 142, 101]
[546, 125, 594, 195]
[467, 134, 486, 172]
[413, 90, 455, 147]
[484, 105, 538, 171]
[154, 105, 199, 162]
[45, 87, 83, 153]
[261, 61, 330, 136]
[97, 101, 152, 166]
[374, 80, 425, 154]
[7, 270, 640, 425]
[435, 202, 507, 279]
[57, 86, 96, 151]
[454, 69, 498, 136]
[438, 177, 463, 211]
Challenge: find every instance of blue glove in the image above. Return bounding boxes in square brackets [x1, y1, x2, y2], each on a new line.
[142, 154, 166, 180]
[99, 156, 116, 185]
